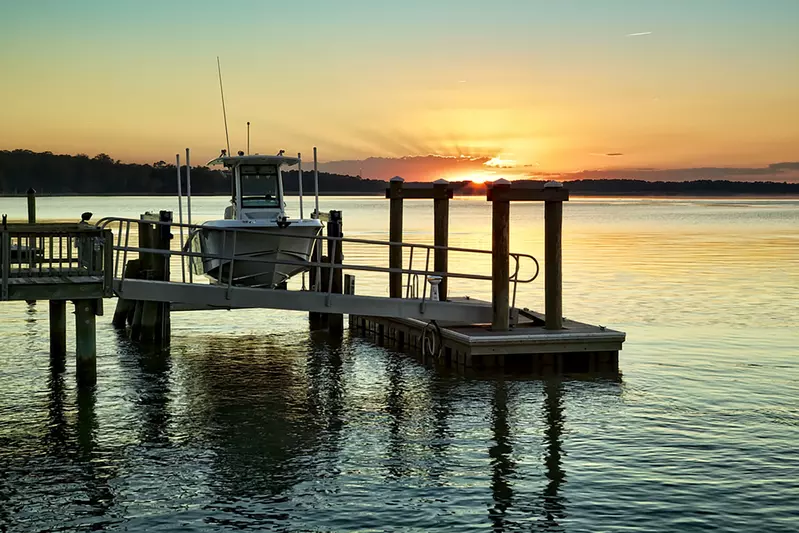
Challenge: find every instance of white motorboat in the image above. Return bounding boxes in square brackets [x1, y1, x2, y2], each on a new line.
[188, 153, 323, 288]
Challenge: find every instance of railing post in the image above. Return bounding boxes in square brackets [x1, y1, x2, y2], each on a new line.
[388, 176, 404, 298]
[490, 179, 511, 331]
[544, 183, 564, 330]
[433, 179, 450, 301]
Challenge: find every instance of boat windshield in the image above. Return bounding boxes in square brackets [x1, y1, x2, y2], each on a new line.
[239, 164, 280, 208]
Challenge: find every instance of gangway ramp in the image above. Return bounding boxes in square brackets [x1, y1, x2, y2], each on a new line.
[115, 279, 507, 324]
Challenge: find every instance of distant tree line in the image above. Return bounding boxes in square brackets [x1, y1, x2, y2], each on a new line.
[562, 178, 799, 195]
[0, 149, 385, 195]
[1, 149, 797, 196]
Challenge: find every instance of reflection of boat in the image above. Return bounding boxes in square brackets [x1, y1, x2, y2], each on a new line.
[188, 153, 323, 288]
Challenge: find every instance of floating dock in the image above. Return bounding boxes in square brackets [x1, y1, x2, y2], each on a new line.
[351, 309, 623, 375]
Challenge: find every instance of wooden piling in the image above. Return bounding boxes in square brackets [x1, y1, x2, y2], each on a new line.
[74, 299, 97, 386]
[388, 177, 404, 298]
[49, 299, 66, 369]
[491, 179, 511, 331]
[26, 188, 36, 223]
[112, 259, 140, 328]
[544, 188, 563, 330]
[308, 256, 325, 330]
[433, 179, 450, 301]
[156, 211, 172, 345]
[137, 211, 172, 345]
[327, 210, 344, 333]
[26, 189, 36, 304]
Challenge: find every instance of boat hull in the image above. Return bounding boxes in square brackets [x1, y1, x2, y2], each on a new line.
[191, 222, 322, 287]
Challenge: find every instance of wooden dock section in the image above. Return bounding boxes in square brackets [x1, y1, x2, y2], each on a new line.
[1, 218, 114, 385]
[350, 309, 624, 375]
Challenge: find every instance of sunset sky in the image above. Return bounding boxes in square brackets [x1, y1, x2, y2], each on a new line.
[1, 0, 798, 181]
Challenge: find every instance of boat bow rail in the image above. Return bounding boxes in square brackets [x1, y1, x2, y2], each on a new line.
[97, 216, 540, 324]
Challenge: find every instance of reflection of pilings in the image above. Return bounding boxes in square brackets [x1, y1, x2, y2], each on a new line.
[427, 376, 455, 483]
[133, 347, 173, 446]
[305, 332, 347, 455]
[75, 387, 117, 519]
[541, 380, 566, 528]
[488, 380, 516, 532]
[384, 352, 409, 479]
[44, 368, 69, 454]
[179, 335, 318, 499]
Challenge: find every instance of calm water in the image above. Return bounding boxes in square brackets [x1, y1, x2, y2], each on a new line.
[1, 196, 797, 532]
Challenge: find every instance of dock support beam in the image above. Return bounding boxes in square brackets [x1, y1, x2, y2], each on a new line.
[544, 192, 563, 330]
[491, 180, 511, 331]
[388, 177, 404, 298]
[327, 210, 344, 333]
[74, 299, 97, 386]
[433, 179, 450, 301]
[49, 299, 66, 370]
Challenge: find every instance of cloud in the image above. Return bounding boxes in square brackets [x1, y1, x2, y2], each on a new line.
[526, 163, 799, 183]
[627, 31, 652, 37]
[319, 154, 493, 181]
[319, 154, 799, 183]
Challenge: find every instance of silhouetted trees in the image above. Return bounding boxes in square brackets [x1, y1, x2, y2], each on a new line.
[1, 149, 797, 196]
[0, 149, 384, 195]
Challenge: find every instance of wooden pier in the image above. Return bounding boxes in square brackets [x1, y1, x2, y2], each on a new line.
[0, 218, 113, 385]
[2, 179, 626, 387]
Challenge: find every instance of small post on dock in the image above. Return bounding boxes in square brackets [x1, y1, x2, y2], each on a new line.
[327, 210, 344, 333]
[26, 188, 36, 223]
[544, 182, 564, 330]
[49, 299, 66, 370]
[388, 177, 404, 298]
[74, 299, 97, 386]
[490, 179, 511, 331]
[433, 179, 451, 301]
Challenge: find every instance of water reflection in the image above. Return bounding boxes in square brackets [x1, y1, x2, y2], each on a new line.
[177, 334, 322, 501]
[44, 368, 69, 455]
[304, 331, 347, 478]
[384, 351, 410, 480]
[488, 380, 516, 531]
[540, 380, 566, 530]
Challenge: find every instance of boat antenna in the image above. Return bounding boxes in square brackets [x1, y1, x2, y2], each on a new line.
[246, 121, 250, 155]
[217, 56, 231, 155]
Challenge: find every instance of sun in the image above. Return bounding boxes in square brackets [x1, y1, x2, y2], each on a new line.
[458, 171, 492, 184]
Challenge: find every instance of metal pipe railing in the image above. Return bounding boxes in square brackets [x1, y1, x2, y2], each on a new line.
[97, 216, 541, 299]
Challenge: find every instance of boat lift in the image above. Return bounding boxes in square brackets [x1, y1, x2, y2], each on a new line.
[97, 215, 540, 326]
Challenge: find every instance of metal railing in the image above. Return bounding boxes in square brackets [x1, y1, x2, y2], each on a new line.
[1, 224, 114, 300]
[97, 216, 539, 307]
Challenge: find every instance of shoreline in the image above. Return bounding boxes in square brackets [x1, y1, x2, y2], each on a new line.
[2, 192, 798, 199]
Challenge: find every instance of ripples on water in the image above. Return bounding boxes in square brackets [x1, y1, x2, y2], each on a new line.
[1, 197, 798, 532]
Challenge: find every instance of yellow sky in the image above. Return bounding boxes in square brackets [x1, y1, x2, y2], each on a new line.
[1, 1, 798, 177]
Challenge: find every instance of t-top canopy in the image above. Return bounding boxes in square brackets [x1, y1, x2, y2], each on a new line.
[207, 154, 300, 168]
